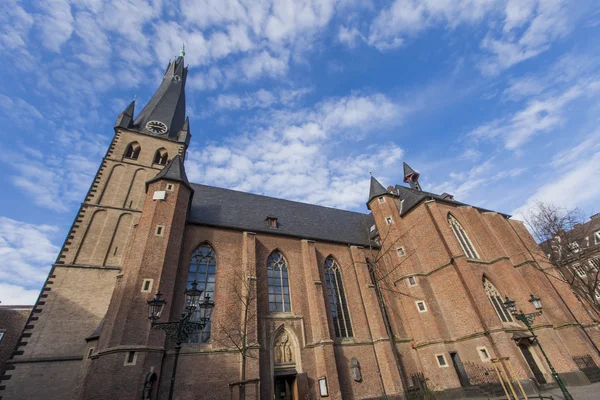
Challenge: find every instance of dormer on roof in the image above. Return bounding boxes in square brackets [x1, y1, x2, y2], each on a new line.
[265, 214, 278, 229]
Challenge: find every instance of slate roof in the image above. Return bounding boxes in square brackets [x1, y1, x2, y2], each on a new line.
[394, 184, 510, 217]
[403, 162, 419, 180]
[367, 176, 388, 205]
[132, 55, 188, 142]
[146, 155, 192, 191]
[187, 184, 374, 246]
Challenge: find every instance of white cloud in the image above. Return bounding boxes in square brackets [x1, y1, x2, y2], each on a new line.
[36, 0, 74, 52]
[0, 0, 34, 51]
[338, 25, 364, 48]
[0, 95, 44, 127]
[367, 0, 499, 51]
[209, 87, 312, 111]
[4, 129, 107, 212]
[0, 283, 41, 305]
[0, 217, 59, 303]
[479, 0, 572, 74]
[186, 93, 405, 209]
[513, 151, 600, 220]
[468, 81, 600, 150]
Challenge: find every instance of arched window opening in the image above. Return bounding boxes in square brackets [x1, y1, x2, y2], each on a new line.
[448, 214, 480, 259]
[153, 148, 168, 165]
[268, 251, 290, 312]
[324, 257, 353, 337]
[187, 244, 216, 343]
[124, 142, 141, 160]
[483, 277, 513, 323]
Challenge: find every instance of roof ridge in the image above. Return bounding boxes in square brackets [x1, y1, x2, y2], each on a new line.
[189, 182, 370, 217]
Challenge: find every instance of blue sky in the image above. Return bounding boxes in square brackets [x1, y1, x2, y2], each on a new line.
[1, 0, 599, 304]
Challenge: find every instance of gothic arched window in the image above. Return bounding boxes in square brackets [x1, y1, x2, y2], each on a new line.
[324, 257, 353, 338]
[448, 214, 480, 259]
[124, 142, 141, 160]
[153, 148, 168, 165]
[268, 251, 290, 312]
[483, 277, 513, 323]
[187, 244, 217, 343]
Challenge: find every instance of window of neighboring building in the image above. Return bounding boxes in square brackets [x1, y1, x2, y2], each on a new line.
[448, 214, 480, 259]
[0, 331, 4, 343]
[408, 276, 417, 286]
[324, 257, 353, 338]
[124, 141, 141, 160]
[573, 264, 587, 278]
[483, 277, 513, 323]
[386, 216, 393, 225]
[268, 251, 291, 313]
[187, 244, 217, 343]
[378, 197, 385, 204]
[568, 242, 581, 253]
[416, 301, 427, 312]
[595, 231, 600, 245]
[397, 247, 405, 257]
[436, 354, 448, 367]
[153, 148, 168, 165]
[590, 258, 600, 270]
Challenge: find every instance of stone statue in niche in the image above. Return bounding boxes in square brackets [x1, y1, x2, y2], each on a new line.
[274, 331, 294, 364]
[351, 357, 362, 382]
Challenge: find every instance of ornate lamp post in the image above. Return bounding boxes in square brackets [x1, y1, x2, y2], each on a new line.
[147, 281, 214, 400]
[503, 294, 573, 400]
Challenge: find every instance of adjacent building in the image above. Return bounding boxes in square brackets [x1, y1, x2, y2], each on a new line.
[2, 54, 600, 400]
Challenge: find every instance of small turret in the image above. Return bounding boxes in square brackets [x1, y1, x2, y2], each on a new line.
[403, 162, 422, 191]
[114, 100, 135, 130]
[367, 175, 388, 207]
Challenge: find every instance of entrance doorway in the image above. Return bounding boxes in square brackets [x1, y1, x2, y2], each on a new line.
[519, 344, 547, 384]
[449, 352, 471, 387]
[274, 375, 296, 400]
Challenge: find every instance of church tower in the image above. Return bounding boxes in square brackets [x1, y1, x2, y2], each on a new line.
[0, 54, 191, 400]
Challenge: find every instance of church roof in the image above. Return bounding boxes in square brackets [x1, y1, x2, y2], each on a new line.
[132, 55, 189, 142]
[187, 184, 374, 246]
[367, 176, 388, 205]
[394, 184, 510, 218]
[146, 155, 192, 191]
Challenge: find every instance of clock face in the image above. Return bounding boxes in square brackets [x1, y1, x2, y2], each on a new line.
[146, 120, 167, 134]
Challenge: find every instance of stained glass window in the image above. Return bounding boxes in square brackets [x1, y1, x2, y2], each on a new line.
[324, 257, 353, 337]
[268, 251, 290, 312]
[448, 214, 480, 259]
[483, 277, 513, 323]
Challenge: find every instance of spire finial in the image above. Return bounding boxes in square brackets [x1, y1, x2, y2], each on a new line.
[369, 171, 372, 176]
[180, 44, 185, 57]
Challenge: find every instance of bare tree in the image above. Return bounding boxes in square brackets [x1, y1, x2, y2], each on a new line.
[213, 268, 258, 400]
[524, 201, 600, 319]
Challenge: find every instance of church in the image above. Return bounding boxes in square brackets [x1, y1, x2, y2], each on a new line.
[2, 53, 600, 400]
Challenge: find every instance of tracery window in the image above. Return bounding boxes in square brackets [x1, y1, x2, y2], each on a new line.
[268, 251, 290, 312]
[448, 214, 480, 259]
[153, 148, 168, 165]
[124, 142, 141, 160]
[187, 244, 216, 343]
[483, 277, 513, 323]
[324, 257, 353, 338]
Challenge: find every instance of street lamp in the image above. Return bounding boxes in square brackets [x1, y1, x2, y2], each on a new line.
[503, 294, 573, 400]
[147, 281, 215, 400]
